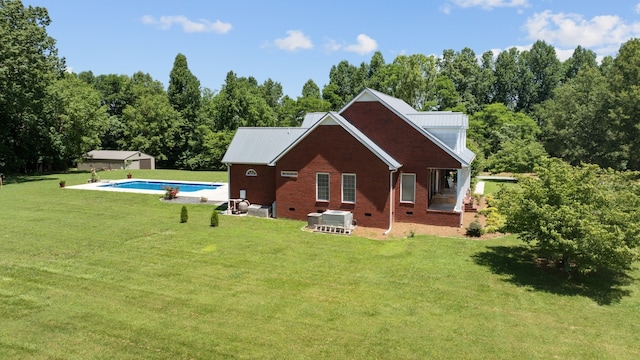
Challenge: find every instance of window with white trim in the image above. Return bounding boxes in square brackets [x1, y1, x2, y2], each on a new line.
[245, 169, 257, 176]
[316, 173, 329, 201]
[342, 173, 356, 203]
[400, 173, 416, 203]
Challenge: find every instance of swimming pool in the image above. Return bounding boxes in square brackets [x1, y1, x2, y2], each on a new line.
[98, 180, 221, 192]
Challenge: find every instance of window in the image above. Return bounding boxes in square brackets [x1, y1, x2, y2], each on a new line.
[245, 169, 257, 176]
[316, 173, 329, 201]
[280, 171, 298, 178]
[342, 173, 356, 203]
[401, 173, 416, 203]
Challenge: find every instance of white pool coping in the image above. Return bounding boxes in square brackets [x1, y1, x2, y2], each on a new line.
[66, 179, 229, 202]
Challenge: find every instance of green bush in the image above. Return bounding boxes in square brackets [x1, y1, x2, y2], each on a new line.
[180, 205, 188, 223]
[465, 221, 484, 237]
[210, 210, 219, 227]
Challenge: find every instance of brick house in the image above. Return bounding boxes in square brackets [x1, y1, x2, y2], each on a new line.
[221, 88, 475, 231]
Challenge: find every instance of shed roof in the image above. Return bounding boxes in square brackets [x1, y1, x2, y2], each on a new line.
[86, 150, 153, 161]
[270, 112, 402, 171]
[221, 128, 306, 165]
[406, 112, 468, 128]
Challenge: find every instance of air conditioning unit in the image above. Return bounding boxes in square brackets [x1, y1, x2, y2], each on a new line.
[321, 210, 353, 229]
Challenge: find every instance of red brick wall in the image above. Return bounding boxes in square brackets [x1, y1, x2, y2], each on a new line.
[228, 164, 276, 205]
[341, 101, 463, 227]
[275, 125, 392, 229]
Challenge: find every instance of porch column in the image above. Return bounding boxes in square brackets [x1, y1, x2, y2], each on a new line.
[455, 167, 470, 212]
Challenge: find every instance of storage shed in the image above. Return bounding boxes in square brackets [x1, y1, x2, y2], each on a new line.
[78, 150, 156, 171]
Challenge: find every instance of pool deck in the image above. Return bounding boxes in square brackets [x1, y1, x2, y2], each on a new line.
[66, 179, 229, 203]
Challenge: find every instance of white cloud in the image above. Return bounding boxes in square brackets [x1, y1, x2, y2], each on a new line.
[440, 4, 452, 14]
[141, 15, 232, 34]
[447, 0, 529, 10]
[344, 34, 378, 55]
[523, 10, 640, 50]
[323, 38, 342, 53]
[273, 30, 313, 51]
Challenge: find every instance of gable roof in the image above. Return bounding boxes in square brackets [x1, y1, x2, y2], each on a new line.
[221, 127, 306, 165]
[85, 150, 153, 161]
[340, 88, 475, 166]
[270, 112, 402, 171]
[300, 112, 326, 128]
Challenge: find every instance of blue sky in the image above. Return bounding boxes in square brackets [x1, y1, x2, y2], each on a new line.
[24, 0, 640, 97]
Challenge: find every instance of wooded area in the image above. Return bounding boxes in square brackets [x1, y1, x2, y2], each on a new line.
[2, 0, 640, 175]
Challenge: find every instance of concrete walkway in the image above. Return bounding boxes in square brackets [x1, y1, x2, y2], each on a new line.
[473, 181, 485, 195]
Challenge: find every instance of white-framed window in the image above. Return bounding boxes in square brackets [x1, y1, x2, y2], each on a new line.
[342, 173, 356, 203]
[400, 173, 416, 203]
[316, 173, 329, 202]
[281, 171, 298, 178]
[245, 169, 257, 177]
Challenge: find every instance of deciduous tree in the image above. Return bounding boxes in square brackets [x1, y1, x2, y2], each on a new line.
[497, 159, 640, 274]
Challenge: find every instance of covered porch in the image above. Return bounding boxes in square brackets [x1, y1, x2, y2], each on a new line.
[427, 167, 471, 212]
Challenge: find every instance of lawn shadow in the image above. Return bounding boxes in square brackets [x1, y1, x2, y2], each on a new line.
[472, 245, 634, 305]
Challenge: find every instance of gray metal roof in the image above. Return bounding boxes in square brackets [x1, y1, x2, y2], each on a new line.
[271, 112, 401, 170]
[406, 112, 468, 128]
[221, 128, 306, 165]
[86, 150, 153, 161]
[300, 112, 326, 128]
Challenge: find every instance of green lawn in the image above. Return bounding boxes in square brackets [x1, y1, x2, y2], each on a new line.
[1, 170, 638, 359]
[481, 178, 519, 195]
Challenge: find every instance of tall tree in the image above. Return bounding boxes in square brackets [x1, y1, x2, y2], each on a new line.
[493, 47, 521, 110]
[469, 103, 540, 158]
[323, 60, 367, 109]
[438, 48, 481, 113]
[259, 78, 283, 109]
[121, 93, 183, 168]
[563, 45, 597, 80]
[524, 40, 562, 114]
[475, 50, 496, 108]
[44, 73, 108, 169]
[301, 79, 321, 99]
[0, 0, 65, 172]
[536, 65, 615, 167]
[606, 38, 640, 170]
[382, 54, 437, 110]
[167, 53, 201, 122]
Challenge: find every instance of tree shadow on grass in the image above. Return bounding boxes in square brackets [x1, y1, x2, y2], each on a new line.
[472, 245, 634, 305]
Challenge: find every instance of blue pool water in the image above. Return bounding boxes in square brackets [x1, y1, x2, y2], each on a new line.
[98, 180, 220, 192]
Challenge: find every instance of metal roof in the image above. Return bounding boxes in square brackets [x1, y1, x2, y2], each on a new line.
[221, 128, 306, 165]
[270, 112, 402, 171]
[300, 112, 326, 128]
[86, 150, 153, 160]
[406, 112, 468, 128]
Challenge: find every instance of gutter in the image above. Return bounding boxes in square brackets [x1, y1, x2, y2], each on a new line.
[383, 169, 398, 235]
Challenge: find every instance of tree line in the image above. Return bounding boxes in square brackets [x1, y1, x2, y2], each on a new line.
[2, 0, 640, 175]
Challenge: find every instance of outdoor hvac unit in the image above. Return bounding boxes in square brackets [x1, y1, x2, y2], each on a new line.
[321, 210, 353, 228]
[307, 213, 323, 228]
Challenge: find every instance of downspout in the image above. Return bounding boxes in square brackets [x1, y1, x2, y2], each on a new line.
[226, 164, 231, 214]
[383, 169, 398, 235]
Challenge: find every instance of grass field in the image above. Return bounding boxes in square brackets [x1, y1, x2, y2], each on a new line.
[1, 170, 638, 359]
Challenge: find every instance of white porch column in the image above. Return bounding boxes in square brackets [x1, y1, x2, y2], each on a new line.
[455, 167, 470, 212]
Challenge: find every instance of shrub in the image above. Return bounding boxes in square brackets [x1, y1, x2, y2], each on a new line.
[210, 210, 219, 227]
[180, 205, 188, 223]
[466, 221, 484, 237]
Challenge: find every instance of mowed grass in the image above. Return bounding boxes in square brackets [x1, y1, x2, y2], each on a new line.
[1, 170, 639, 359]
